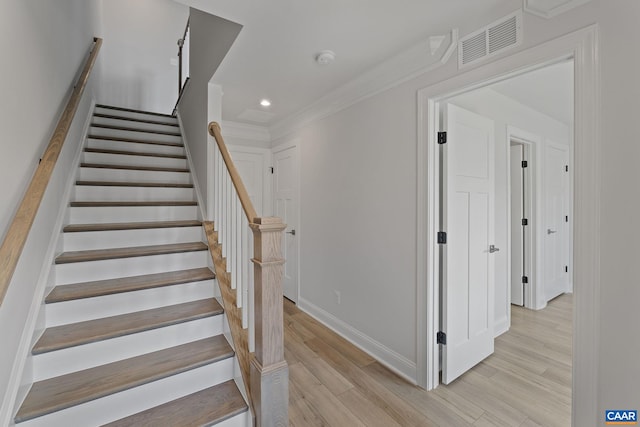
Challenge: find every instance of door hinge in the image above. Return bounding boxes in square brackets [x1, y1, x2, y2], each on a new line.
[565, 266, 569, 273]
[521, 160, 528, 168]
[565, 215, 569, 223]
[565, 165, 569, 172]
[269, 167, 274, 174]
[522, 275, 529, 284]
[437, 331, 447, 345]
[438, 131, 447, 144]
[521, 218, 528, 226]
[437, 231, 447, 244]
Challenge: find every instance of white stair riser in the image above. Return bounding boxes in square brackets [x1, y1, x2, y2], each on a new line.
[18, 358, 235, 427]
[55, 251, 209, 285]
[69, 205, 198, 224]
[218, 411, 250, 427]
[73, 186, 195, 202]
[90, 126, 182, 145]
[63, 227, 202, 251]
[32, 316, 223, 381]
[83, 152, 188, 169]
[46, 280, 216, 326]
[87, 138, 185, 157]
[92, 117, 180, 134]
[94, 107, 178, 124]
[78, 167, 191, 185]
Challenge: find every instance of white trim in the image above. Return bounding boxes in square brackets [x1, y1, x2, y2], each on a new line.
[270, 29, 459, 141]
[417, 25, 599, 427]
[0, 100, 97, 425]
[175, 113, 207, 222]
[226, 145, 273, 217]
[524, 0, 593, 19]
[298, 298, 417, 383]
[221, 121, 271, 143]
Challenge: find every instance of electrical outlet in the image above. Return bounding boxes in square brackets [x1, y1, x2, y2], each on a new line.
[334, 290, 341, 305]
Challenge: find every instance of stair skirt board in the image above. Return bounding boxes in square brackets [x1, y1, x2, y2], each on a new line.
[12, 106, 249, 426]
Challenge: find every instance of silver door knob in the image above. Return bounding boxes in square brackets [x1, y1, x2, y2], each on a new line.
[286, 229, 296, 236]
[489, 245, 500, 253]
[547, 229, 557, 235]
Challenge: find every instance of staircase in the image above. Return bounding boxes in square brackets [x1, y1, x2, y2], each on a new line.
[13, 105, 249, 426]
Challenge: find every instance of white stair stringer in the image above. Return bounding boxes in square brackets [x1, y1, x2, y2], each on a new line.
[13, 106, 249, 426]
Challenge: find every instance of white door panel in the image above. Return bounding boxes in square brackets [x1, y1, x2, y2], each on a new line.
[442, 104, 495, 384]
[228, 149, 269, 217]
[273, 146, 299, 302]
[510, 144, 525, 306]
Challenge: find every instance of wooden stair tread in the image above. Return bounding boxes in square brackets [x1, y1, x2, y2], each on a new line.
[85, 147, 186, 159]
[33, 299, 223, 354]
[80, 163, 189, 173]
[93, 113, 179, 127]
[63, 220, 202, 233]
[76, 180, 194, 188]
[70, 201, 197, 207]
[55, 242, 207, 264]
[88, 134, 183, 147]
[96, 104, 175, 119]
[91, 123, 182, 137]
[103, 380, 247, 427]
[46, 268, 215, 303]
[15, 336, 233, 423]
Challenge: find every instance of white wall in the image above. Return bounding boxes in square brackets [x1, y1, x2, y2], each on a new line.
[449, 87, 570, 332]
[270, 1, 640, 419]
[0, 0, 101, 421]
[98, 0, 189, 114]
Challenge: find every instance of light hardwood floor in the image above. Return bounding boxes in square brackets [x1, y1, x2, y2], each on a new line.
[285, 293, 572, 426]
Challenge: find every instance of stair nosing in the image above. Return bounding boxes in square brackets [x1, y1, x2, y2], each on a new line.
[91, 123, 182, 137]
[95, 104, 176, 119]
[88, 134, 183, 148]
[46, 268, 215, 303]
[80, 163, 190, 173]
[70, 201, 197, 207]
[93, 113, 179, 127]
[33, 299, 223, 354]
[55, 242, 208, 264]
[15, 336, 233, 423]
[63, 220, 202, 233]
[75, 181, 194, 189]
[85, 148, 186, 159]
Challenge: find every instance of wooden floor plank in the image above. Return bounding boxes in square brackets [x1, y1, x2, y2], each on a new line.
[55, 242, 207, 264]
[69, 201, 197, 207]
[102, 380, 247, 427]
[93, 113, 179, 127]
[75, 181, 193, 188]
[91, 123, 182, 137]
[33, 299, 223, 354]
[15, 336, 233, 423]
[85, 147, 186, 159]
[96, 104, 175, 119]
[80, 163, 189, 173]
[46, 268, 215, 303]
[63, 220, 202, 233]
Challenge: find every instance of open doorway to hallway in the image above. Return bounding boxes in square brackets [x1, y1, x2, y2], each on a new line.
[435, 59, 574, 421]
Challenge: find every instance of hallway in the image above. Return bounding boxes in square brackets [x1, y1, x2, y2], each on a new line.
[285, 294, 572, 426]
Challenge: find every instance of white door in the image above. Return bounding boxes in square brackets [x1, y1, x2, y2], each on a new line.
[273, 145, 299, 302]
[441, 104, 495, 384]
[544, 144, 570, 301]
[228, 148, 269, 216]
[510, 144, 525, 306]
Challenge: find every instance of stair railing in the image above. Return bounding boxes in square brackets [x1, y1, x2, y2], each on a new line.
[0, 37, 102, 307]
[206, 122, 289, 426]
[172, 18, 190, 116]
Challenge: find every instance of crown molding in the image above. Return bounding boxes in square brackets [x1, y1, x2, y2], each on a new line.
[269, 29, 459, 141]
[523, 0, 592, 19]
[220, 120, 271, 142]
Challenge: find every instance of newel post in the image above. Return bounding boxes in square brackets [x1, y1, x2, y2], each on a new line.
[249, 217, 289, 427]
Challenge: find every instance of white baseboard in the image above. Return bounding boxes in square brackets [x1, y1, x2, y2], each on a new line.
[494, 316, 510, 337]
[297, 298, 417, 383]
[0, 100, 96, 426]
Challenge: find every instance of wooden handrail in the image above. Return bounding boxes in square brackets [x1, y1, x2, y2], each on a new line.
[0, 37, 102, 306]
[208, 122, 258, 223]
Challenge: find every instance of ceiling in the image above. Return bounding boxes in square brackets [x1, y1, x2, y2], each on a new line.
[491, 60, 574, 124]
[175, 0, 520, 129]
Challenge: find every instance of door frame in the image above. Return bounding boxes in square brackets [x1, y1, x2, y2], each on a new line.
[416, 25, 599, 427]
[506, 127, 540, 311]
[271, 139, 301, 303]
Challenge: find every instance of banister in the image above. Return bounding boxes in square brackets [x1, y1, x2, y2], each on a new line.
[208, 122, 259, 223]
[0, 37, 102, 306]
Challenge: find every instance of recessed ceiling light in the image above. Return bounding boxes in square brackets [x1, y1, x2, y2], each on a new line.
[260, 99, 271, 107]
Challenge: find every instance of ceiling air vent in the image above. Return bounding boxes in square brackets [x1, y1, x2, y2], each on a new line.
[459, 11, 522, 68]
